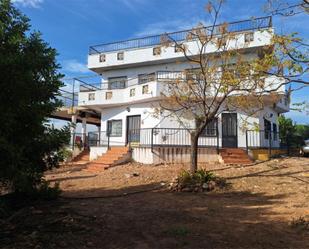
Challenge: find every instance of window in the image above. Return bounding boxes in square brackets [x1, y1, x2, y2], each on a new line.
[244, 32, 254, 43]
[108, 76, 127, 90]
[99, 54, 106, 62]
[130, 88, 135, 97]
[264, 118, 271, 139]
[138, 73, 156, 84]
[105, 91, 113, 100]
[117, 52, 124, 60]
[186, 68, 202, 82]
[88, 93, 95, 101]
[153, 47, 161, 55]
[142, 85, 149, 94]
[200, 119, 218, 137]
[273, 123, 278, 141]
[107, 120, 122, 137]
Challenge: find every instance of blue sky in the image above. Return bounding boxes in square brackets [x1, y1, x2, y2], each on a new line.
[12, 0, 308, 124]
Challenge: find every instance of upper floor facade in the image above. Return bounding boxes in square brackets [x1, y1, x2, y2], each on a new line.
[88, 16, 273, 73]
[74, 16, 289, 113]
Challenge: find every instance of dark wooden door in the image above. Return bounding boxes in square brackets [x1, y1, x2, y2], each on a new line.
[222, 113, 238, 148]
[126, 115, 141, 144]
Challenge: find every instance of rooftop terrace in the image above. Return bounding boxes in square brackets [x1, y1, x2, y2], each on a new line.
[89, 16, 272, 55]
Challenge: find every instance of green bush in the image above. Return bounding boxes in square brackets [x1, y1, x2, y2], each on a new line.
[33, 181, 62, 200]
[178, 169, 215, 188]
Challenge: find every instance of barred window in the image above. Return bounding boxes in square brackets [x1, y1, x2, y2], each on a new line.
[138, 73, 156, 84]
[200, 119, 218, 137]
[153, 47, 161, 55]
[130, 88, 135, 97]
[88, 93, 95, 101]
[142, 85, 149, 94]
[117, 52, 124, 60]
[244, 32, 254, 43]
[107, 120, 122, 137]
[108, 76, 127, 90]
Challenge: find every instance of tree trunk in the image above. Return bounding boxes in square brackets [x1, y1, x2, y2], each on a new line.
[190, 133, 199, 173]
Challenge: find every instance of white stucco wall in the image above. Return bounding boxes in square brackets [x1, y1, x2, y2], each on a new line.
[88, 29, 274, 71]
[100, 102, 161, 146]
[90, 146, 108, 160]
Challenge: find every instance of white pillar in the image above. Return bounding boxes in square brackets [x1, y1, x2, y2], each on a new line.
[70, 114, 77, 147]
[81, 117, 87, 146]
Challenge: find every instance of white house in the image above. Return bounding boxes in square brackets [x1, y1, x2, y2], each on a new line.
[66, 16, 289, 165]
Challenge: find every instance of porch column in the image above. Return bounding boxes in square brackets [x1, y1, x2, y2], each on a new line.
[70, 114, 77, 149]
[81, 117, 87, 147]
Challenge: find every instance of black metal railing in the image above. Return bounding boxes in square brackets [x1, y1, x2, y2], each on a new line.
[70, 132, 88, 150]
[86, 128, 220, 153]
[76, 70, 198, 93]
[89, 16, 272, 55]
[56, 89, 78, 108]
[246, 130, 282, 158]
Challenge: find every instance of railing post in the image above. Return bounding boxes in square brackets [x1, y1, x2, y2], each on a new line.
[107, 132, 110, 150]
[151, 128, 154, 153]
[98, 131, 101, 147]
[287, 131, 290, 156]
[268, 131, 272, 159]
[216, 126, 219, 154]
[246, 130, 248, 154]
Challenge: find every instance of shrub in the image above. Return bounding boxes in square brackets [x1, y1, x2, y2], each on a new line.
[291, 216, 309, 232]
[177, 169, 215, 190]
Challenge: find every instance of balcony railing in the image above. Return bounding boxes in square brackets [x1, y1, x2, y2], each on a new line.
[89, 16, 272, 55]
[77, 71, 182, 92]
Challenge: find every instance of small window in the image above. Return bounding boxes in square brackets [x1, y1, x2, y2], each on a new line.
[88, 93, 95, 101]
[264, 118, 271, 139]
[273, 123, 278, 141]
[175, 43, 184, 53]
[200, 119, 218, 137]
[130, 88, 135, 97]
[153, 47, 161, 56]
[107, 120, 122, 137]
[117, 52, 124, 60]
[105, 91, 113, 100]
[99, 54, 106, 62]
[138, 73, 156, 84]
[244, 32, 254, 43]
[142, 85, 149, 94]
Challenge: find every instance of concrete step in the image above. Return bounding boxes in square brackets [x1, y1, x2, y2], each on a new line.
[85, 146, 130, 172]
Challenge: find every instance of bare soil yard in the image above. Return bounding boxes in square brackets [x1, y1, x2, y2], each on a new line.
[1, 157, 309, 249]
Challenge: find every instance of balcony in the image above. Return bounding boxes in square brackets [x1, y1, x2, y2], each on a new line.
[88, 16, 273, 72]
[77, 72, 166, 107]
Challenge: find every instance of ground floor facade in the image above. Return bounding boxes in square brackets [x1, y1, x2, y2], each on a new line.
[84, 102, 282, 164]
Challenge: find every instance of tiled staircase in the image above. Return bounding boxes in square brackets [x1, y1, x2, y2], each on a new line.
[220, 148, 253, 165]
[72, 149, 90, 164]
[85, 147, 131, 172]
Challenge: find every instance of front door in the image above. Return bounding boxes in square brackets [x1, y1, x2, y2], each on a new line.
[222, 113, 238, 148]
[126, 115, 141, 144]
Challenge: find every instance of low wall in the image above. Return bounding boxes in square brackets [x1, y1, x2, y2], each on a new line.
[90, 146, 108, 160]
[250, 148, 299, 161]
[132, 147, 221, 164]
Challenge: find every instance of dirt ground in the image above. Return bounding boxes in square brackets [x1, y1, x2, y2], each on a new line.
[1, 157, 309, 249]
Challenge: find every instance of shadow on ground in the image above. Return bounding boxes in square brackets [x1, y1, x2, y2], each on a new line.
[1, 182, 308, 249]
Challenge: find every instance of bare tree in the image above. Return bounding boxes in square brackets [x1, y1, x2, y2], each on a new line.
[158, 0, 308, 172]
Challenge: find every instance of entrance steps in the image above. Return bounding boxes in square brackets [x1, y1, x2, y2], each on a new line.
[85, 147, 131, 172]
[71, 149, 90, 164]
[220, 148, 253, 165]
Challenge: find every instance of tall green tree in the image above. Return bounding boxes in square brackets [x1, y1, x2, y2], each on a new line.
[0, 0, 69, 194]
